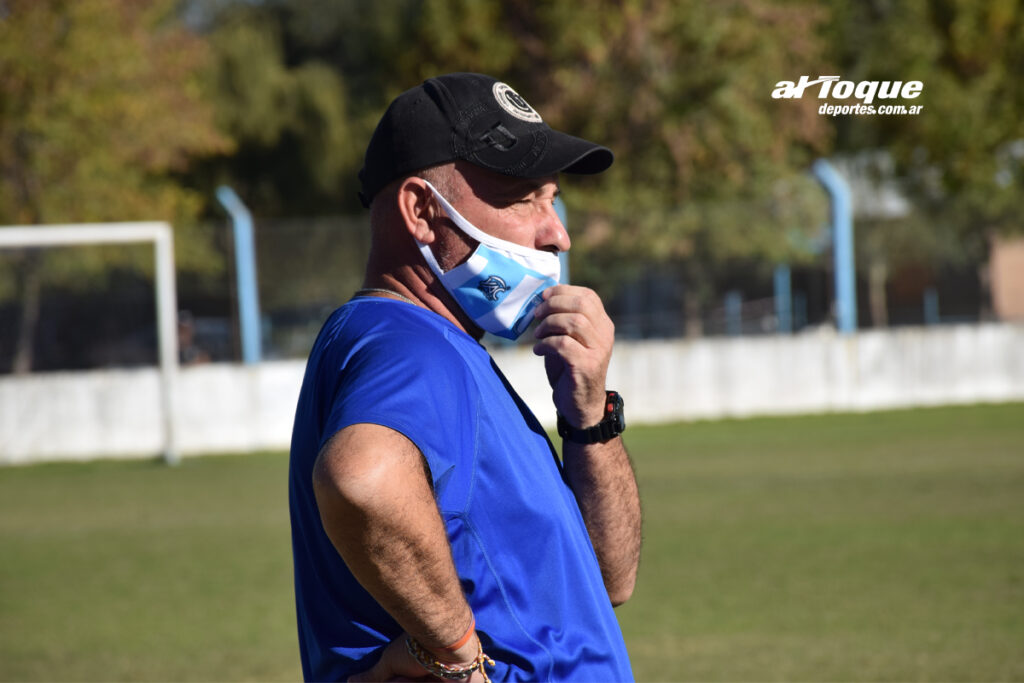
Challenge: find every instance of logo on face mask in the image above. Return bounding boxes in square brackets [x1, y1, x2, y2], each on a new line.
[417, 180, 561, 340]
[477, 275, 510, 301]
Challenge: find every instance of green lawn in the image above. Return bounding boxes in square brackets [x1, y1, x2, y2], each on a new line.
[2, 403, 1023, 681]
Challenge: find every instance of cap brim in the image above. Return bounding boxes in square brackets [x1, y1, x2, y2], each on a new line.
[530, 129, 614, 178]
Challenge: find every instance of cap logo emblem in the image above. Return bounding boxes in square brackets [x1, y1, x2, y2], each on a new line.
[492, 82, 542, 123]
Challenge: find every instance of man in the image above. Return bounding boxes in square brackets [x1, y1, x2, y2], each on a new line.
[289, 72, 642, 682]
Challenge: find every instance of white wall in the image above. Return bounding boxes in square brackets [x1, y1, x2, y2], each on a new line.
[2, 323, 1022, 465]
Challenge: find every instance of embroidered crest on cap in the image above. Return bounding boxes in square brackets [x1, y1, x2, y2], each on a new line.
[492, 82, 543, 123]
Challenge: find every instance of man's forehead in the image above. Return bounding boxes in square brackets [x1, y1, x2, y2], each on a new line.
[489, 176, 559, 198]
[455, 162, 559, 196]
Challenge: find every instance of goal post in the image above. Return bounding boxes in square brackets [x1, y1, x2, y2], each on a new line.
[0, 222, 180, 464]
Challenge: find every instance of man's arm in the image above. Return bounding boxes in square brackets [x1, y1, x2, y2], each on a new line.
[312, 423, 485, 680]
[562, 435, 641, 605]
[533, 285, 642, 605]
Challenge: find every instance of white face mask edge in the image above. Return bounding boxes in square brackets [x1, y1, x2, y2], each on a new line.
[415, 180, 562, 340]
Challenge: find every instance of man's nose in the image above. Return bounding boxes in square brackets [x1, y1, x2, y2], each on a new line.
[538, 202, 571, 253]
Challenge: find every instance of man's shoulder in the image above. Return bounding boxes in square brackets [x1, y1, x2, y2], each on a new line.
[305, 300, 489, 464]
[324, 299, 442, 339]
[316, 299, 482, 370]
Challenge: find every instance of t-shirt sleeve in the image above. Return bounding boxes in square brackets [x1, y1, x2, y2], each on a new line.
[318, 327, 478, 496]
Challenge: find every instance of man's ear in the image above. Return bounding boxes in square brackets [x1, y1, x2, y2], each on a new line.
[396, 177, 436, 244]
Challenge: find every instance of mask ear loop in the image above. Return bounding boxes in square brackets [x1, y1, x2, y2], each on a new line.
[420, 180, 561, 264]
[413, 182, 472, 278]
[415, 211, 453, 277]
[415, 230, 450, 277]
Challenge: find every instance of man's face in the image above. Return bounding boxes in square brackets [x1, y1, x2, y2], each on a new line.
[436, 162, 570, 266]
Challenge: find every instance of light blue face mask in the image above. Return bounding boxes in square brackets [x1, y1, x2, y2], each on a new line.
[417, 181, 562, 340]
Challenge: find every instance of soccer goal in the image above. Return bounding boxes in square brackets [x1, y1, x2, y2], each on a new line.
[0, 222, 180, 464]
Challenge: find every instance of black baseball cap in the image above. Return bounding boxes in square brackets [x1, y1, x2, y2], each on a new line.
[358, 72, 613, 207]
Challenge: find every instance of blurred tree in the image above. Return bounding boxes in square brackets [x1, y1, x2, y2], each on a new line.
[822, 0, 1024, 322]
[520, 0, 833, 335]
[194, 0, 832, 336]
[184, 4, 358, 216]
[186, 0, 522, 215]
[0, 0, 231, 372]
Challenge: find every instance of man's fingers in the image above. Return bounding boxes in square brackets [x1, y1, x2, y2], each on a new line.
[534, 284, 614, 426]
[347, 660, 394, 682]
[346, 635, 436, 682]
[533, 312, 596, 345]
[533, 336, 603, 391]
[535, 286, 592, 318]
[536, 287, 613, 339]
[532, 332, 582, 358]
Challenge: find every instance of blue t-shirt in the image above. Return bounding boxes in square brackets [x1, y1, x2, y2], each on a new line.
[289, 298, 633, 682]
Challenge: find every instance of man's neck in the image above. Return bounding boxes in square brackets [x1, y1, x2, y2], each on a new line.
[361, 270, 485, 341]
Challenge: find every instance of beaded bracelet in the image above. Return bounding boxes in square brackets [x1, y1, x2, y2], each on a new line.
[405, 634, 495, 682]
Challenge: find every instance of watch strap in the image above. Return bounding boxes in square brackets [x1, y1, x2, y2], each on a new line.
[557, 391, 625, 445]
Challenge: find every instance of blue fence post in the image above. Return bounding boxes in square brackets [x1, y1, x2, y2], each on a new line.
[812, 159, 857, 335]
[923, 287, 940, 325]
[774, 264, 792, 334]
[725, 291, 742, 336]
[554, 196, 570, 285]
[216, 186, 262, 364]
[793, 291, 808, 330]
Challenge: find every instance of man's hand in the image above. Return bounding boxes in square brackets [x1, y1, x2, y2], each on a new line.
[531, 283, 641, 606]
[348, 632, 490, 682]
[348, 635, 436, 682]
[531, 285, 614, 428]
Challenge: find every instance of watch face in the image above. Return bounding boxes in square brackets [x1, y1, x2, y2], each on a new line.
[609, 392, 625, 433]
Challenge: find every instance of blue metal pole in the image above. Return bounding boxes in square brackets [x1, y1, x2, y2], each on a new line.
[725, 290, 742, 336]
[216, 186, 262, 364]
[554, 196, 570, 285]
[773, 264, 792, 334]
[812, 159, 857, 334]
[923, 287, 940, 325]
[793, 291, 808, 330]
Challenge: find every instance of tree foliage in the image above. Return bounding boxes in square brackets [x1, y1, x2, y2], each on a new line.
[826, 0, 1024, 259]
[4, 0, 1022, 359]
[187, 0, 1022, 267]
[0, 0, 231, 370]
[188, 5, 358, 215]
[515, 0, 833, 303]
[0, 0, 229, 227]
[813, 0, 1024, 324]
[192, 0, 833, 312]
[0, 0, 231, 280]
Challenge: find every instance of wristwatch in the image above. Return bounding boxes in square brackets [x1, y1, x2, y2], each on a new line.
[557, 391, 626, 444]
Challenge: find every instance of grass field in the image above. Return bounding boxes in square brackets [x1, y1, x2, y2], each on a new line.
[1, 403, 1022, 681]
